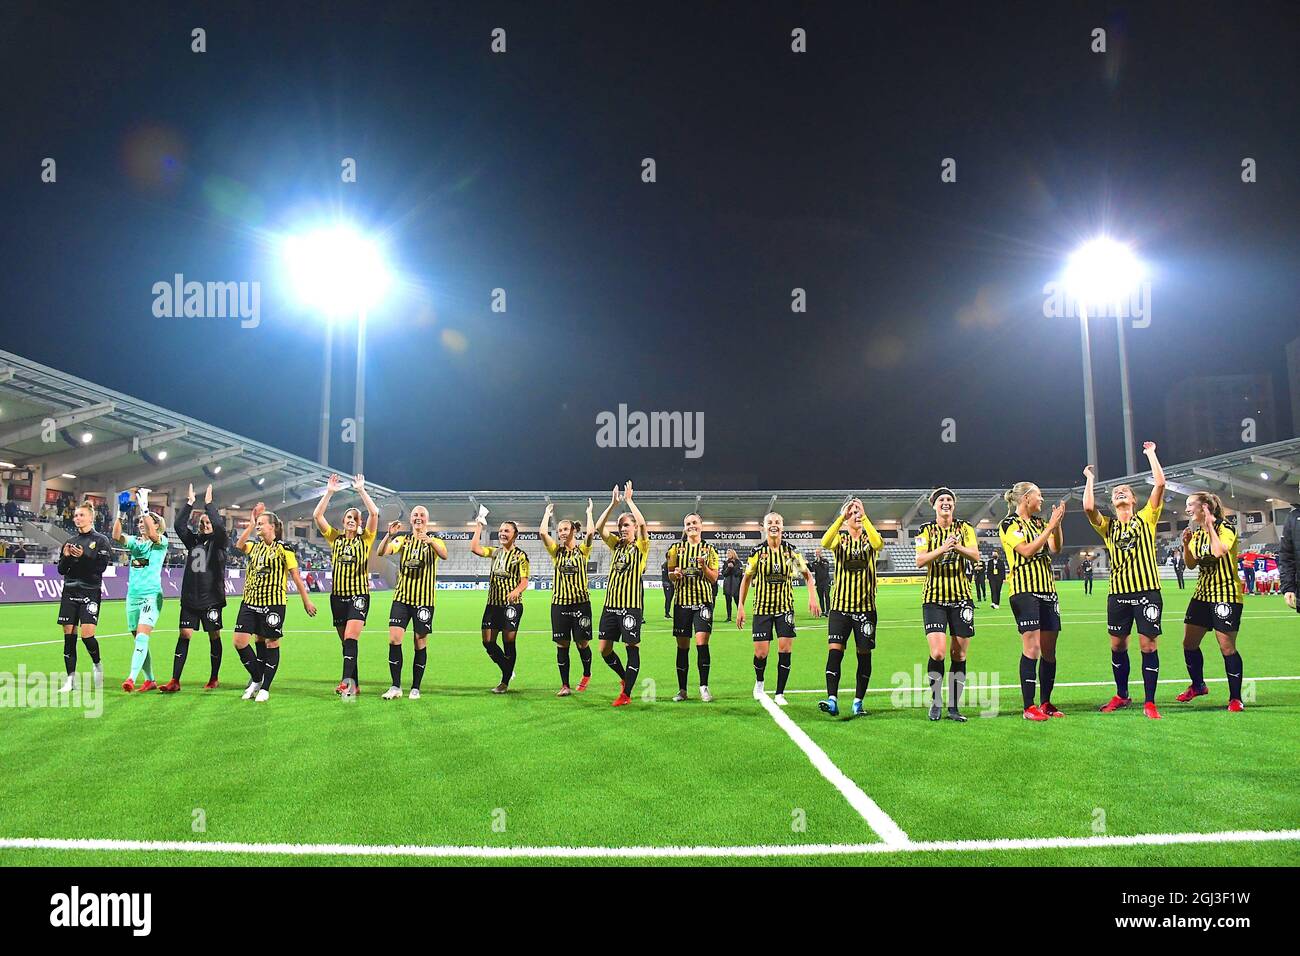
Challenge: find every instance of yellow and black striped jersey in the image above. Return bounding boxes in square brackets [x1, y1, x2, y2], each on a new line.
[1090, 501, 1162, 595]
[546, 539, 591, 605]
[1190, 520, 1242, 605]
[391, 534, 443, 606]
[916, 520, 977, 604]
[820, 513, 883, 612]
[745, 542, 809, 615]
[999, 514, 1056, 597]
[667, 539, 719, 607]
[481, 545, 529, 605]
[241, 538, 298, 606]
[322, 525, 375, 597]
[602, 536, 649, 610]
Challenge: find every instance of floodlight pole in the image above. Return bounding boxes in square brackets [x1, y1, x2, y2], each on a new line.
[1116, 315, 1137, 476]
[353, 307, 367, 475]
[318, 320, 333, 467]
[1079, 304, 1100, 477]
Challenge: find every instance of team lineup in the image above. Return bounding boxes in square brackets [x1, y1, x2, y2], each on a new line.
[52, 442, 1249, 719]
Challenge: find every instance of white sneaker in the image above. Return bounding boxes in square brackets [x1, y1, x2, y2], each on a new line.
[408, 688, 421, 700]
[381, 686, 402, 700]
[93, 663, 104, 688]
[774, 693, 789, 707]
[254, 689, 270, 703]
[700, 685, 714, 703]
[59, 674, 76, 693]
[753, 681, 766, 699]
[241, 681, 261, 700]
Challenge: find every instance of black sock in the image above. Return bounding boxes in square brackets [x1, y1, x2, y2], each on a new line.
[675, 647, 689, 692]
[825, 647, 844, 698]
[1224, 652, 1244, 700]
[63, 634, 77, 675]
[1112, 649, 1131, 698]
[1141, 649, 1159, 703]
[259, 645, 281, 690]
[1185, 648, 1205, 689]
[339, 638, 347, 682]
[82, 636, 100, 665]
[1019, 655, 1037, 709]
[341, 638, 357, 682]
[557, 645, 571, 687]
[697, 644, 711, 686]
[172, 636, 190, 682]
[623, 645, 640, 696]
[578, 643, 593, 677]
[1040, 657, 1056, 704]
[754, 654, 767, 684]
[208, 636, 221, 682]
[237, 643, 260, 681]
[412, 646, 427, 690]
[503, 640, 517, 683]
[776, 651, 792, 694]
[389, 643, 403, 688]
[855, 652, 872, 700]
[484, 641, 509, 681]
[255, 641, 266, 664]
[603, 651, 625, 680]
[927, 656, 945, 710]
[949, 659, 966, 711]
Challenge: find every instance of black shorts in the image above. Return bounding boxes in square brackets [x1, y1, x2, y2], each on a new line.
[1009, 592, 1061, 634]
[482, 602, 524, 634]
[1184, 598, 1243, 634]
[599, 607, 643, 645]
[551, 602, 593, 643]
[672, 603, 715, 638]
[390, 600, 435, 636]
[1108, 590, 1162, 637]
[57, 587, 102, 627]
[235, 602, 287, 640]
[752, 611, 796, 643]
[179, 603, 225, 633]
[826, 609, 876, 649]
[922, 601, 975, 638]
[330, 592, 371, 628]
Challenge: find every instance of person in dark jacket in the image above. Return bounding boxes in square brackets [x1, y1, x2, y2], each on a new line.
[1281, 506, 1299, 613]
[985, 550, 1007, 608]
[660, 557, 674, 618]
[1081, 557, 1094, 594]
[57, 501, 113, 692]
[720, 548, 743, 620]
[160, 483, 228, 692]
[809, 547, 832, 612]
[1173, 551, 1185, 589]
[973, 557, 986, 602]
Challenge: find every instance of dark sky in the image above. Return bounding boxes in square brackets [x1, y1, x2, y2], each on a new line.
[2, 0, 1297, 491]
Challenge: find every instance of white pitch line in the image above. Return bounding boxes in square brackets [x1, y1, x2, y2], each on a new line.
[1, 829, 1296, 859]
[756, 691, 910, 846]
[783, 675, 1300, 695]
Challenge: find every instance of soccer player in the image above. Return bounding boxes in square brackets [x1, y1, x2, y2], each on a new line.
[231, 503, 317, 702]
[540, 499, 596, 696]
[161, 483, 228, 692]
[1176, 493, 1246, 711]
[56, 501, 112, 693]
[666, 512, 720, 702]
[594, 481, 649, 707]
[999, 483, 1066, 721]
[470, 515, 531, 694]
[314, 473, 379, 699]
[915, 488, 981, 722]
[817, 497, 881, 718]
[1083, 442, 1167, 719]
[377, 506, 447, 699]
[737, 511, 821, 706]
[113, 497, 169, 693]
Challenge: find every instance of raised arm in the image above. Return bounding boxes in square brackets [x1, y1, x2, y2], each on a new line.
[1082, 464, 1100, 524]
[622, 481, 648, 540]
[538, 502, 556, 553]
[1143, 442, 1166, 511]
[584, 499, 596, 548]
[353, 474, 379, 535]
[314, 474, 342, 535]
[469, 519, 487, 556]
[595, 485, 620, 547]
[376, 520, 402, 557]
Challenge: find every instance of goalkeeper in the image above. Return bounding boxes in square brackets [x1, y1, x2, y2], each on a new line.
[113, 489, 169, 693]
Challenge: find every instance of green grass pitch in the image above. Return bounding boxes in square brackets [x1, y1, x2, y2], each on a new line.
[1, 581, 1297, 867]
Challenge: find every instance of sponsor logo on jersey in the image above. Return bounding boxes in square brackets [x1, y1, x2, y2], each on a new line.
[417, 607, 431, 622]
[622, 614, 636, 630]
[266, 612, 281, 628]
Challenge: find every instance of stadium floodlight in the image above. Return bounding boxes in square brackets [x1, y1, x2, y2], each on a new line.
[1063, 237, 1146, 478]
[157, 450, 168, 461]
[80, 431, 93, 444]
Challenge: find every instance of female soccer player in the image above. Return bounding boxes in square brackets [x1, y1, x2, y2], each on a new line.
[594, 481, 649, 706]
[999, 484, 1066, 721]
[314, 473, 379, 699]
[915, 488, 981, 721]
[57, 501, 112, 693]
[113, 497, 169, 693]
[667, 512, 720, 702]
[470, 515, 531, 694]
[737, 511, 821, 706]
[161, 483, 228, 693]
[376, 506, 447, 699]
[817, 497, 881, 718]
[1176, 492, 1246, 711]
[231, 503, 317, 702]
[1083, 442, 1167, 719]
[540, 499, 596, 696]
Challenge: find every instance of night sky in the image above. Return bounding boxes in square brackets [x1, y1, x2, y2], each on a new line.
[3, 0, 1297, 492]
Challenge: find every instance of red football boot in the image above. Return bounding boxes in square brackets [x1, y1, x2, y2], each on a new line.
[1227, 699, 1245, 712]
[612, 692, 632, 707]
[1041, 702, 1066, 717]
[1143, 701, 1162, 719]
[1099, 695, 1131, 713]
[138, 680, 158, 692]
[1022, 704, 1048, 721]
[335, 681, 348, 696]
[159, 679, 180, 693]
[1175, 684, 1209, 703]
[203, 678, 219, 690]
[121, 678, 135, 693]
[575, 675, 590, 692]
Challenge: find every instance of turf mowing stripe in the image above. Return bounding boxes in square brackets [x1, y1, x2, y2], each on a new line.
[2, 829, 1297, 859]
[756, 691, 910, 846]
[783, 675, 1300, 695]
